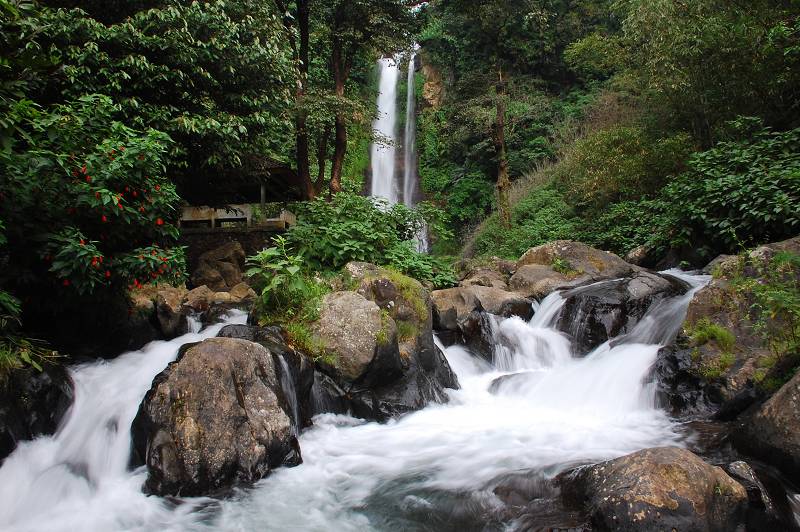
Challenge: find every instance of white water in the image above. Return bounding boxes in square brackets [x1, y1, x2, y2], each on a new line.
[402, 52, 418, 208]
[0, 272, 710, 531]
[370, 56, 401, 204]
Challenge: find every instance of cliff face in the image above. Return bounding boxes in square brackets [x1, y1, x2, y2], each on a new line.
[420, 51, 444, 109]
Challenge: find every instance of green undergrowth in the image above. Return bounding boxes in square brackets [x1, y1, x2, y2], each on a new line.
[689, 318, 736, 353]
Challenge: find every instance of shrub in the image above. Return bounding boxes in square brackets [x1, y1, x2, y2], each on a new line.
[0, 95, 185, 295]
[472, 186, 581, 259]
[552, 125, 691, 213]
[661, 123, 800, 255]
[286, 193, 455, 288]
[689, 318, 736, 353]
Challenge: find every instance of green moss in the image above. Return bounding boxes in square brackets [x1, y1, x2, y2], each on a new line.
[375, 309, 393, 347]
[284, 322, 333, 365]
[689, 318, 736, 353]
[380, 268, 429, 322]
[396, 320, 418, 342]
[552, 256, 579, 275]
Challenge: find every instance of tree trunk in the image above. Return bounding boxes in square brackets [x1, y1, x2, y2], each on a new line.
[295, 0, 313, 199]
[329, 37, 347, 196]
[495, 67, 511, 228]
[314, 123, 332, 195]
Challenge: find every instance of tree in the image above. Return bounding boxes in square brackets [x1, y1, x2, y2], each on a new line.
[33, 0, 294, 200]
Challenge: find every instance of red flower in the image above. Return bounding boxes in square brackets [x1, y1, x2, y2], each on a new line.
[86, 176, 92, 183]
[81, 164, 87, 174]
[105, 270, 111, 279]
[118, 203, 123, 210]
[95, 192, 101, 199]
[155, 185, 161, 191]
[62, 279, 70, 287]
[156, 218, 164, 226]
[79, 239, 85, 246]
[101, 215, 108, 223]
[132, 191, 138, 198]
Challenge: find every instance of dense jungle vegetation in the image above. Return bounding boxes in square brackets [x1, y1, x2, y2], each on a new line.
[1, 0, 799, 374]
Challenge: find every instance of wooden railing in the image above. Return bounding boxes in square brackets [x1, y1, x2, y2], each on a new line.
[179, 204, 295, 232]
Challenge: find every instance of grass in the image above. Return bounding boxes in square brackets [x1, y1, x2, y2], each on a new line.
[284, 322, 335, 366]
[689, 318, 736, 352]
[376, 310, 393, 347]
[396, 320, 419, 342]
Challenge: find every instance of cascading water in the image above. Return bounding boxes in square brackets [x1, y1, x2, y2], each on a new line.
[402, 51, 418, 208]
[0, 271, 719, 531]
[369, 56, 401, 204]
[369, 51, 428, 251]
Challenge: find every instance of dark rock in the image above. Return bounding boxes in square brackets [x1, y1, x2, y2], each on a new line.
[0, 366, 74, 460]
[458, 310, 496, 363]
[558, 447, 747, 532]
[734, 370, 800, 479]
[653, 344, 722, 416]
[131, 338, 300, 496]
[558, 272, 687, 354]
[725, 461, 782, 530]
[190, 242, 246, 291]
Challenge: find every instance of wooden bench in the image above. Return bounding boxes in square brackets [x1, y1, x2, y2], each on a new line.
[179, 205, 295, 232]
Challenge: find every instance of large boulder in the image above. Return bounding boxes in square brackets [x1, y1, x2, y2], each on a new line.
[734, 370, 800, 479]
[190, 242, 246, 292]
[557, 272, 687, 353]
[131, 338, 300, 496]
[0, 365, 74, 460]
[509, 241, 635, 299]
[313, 291, 403, 387]
[306, 264, 459, 421]
[559, 447, 747, 532]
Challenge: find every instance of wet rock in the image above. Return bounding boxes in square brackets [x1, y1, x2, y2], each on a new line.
[217, 324, 316, 428]
[559, 447, 747, 532]
[725, 461, 781, 529]
[131, 338, 300, 496]
[431, 287, 481, 333]
[734, 370, 800, 479]
[558, 272, 687, 354]
[184, 285, 215, 313]
[509, 241, 635, 300]
[653, 344, 724, 416]
[229, 282, 257, 303]
[458, 310, 496, 363]
[0, 366, 74, 460]
[624, 245, 653, 267]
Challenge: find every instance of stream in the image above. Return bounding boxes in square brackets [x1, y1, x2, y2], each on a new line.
[0, 271, 719, 531]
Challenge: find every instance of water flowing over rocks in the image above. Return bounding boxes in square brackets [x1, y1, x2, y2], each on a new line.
[558, 447, 748, 532]
[131, 337, 300, 496]
[557, 271, 688, 353]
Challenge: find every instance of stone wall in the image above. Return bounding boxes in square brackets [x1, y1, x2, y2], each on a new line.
[179, 228, 281, 274]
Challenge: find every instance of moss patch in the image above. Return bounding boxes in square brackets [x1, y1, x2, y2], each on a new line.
[688, 318, 735, 352]
[396, 320, 419, 342]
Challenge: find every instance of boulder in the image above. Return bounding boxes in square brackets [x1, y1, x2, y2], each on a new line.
[306, 264, 459, 421]
[131, 338, 300, 496]
[155, 285, 188, 338]
[217, 324, 316, 428]
[458, 310, 497, 362]
[229, 282, 257, 303]
[431, 287, 481, 333]
[735, 370, 800, 479]
[557, 272, 687, 353]
[190, 242, 246, 292]
[725, 461, 782, 530]
[559, 447, 747, 532]
[0, 365, 74, 460]
[461, 267, 511, 291]
[509, 241, 635, 299]
[312, 291, 403, 386]
[184, 285, 215, 313]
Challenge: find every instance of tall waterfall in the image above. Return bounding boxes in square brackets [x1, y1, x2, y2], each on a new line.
[402, 52, 417, 207]
[369, 56, 401, 203]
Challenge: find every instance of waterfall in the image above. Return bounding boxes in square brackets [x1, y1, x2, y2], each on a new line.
[369, 56, 401, 204]
[402, 52, 417, 207]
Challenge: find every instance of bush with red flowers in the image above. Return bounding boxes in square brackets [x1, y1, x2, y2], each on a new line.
[1, 95, 186, 296]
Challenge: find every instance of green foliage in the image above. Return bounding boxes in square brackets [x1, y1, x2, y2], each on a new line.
[551, 257, 577, 276]
[473, 186, 581, 259]
[31, 0, 294, 191]
[396, 320, 418, 342]
[286, 193, 455, 287]
[582, 199, 667, 257]
[689, 318, 736, 353]
[246, 236, 328, 324]
[661, 124, 800, 255]
[0, 95, 185, 295]
[552, 125, 692, 212]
